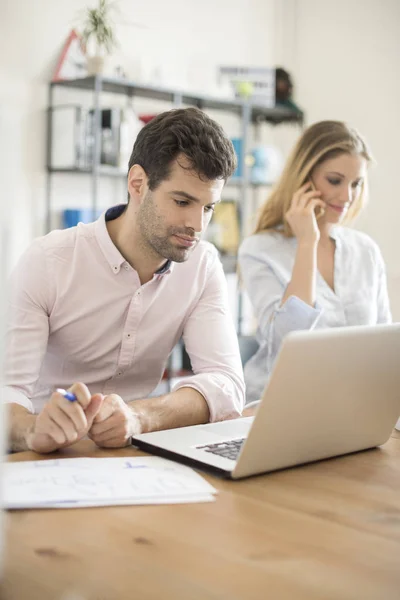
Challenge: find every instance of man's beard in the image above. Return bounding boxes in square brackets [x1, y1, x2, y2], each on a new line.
[137, 193, 198, 263]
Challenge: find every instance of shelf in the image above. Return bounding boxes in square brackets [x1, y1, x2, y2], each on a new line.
[47, 166, 126, 177]
[47, 167, 274, 188]
[226, 177, 273, 188]
[51, 76, 304, 125]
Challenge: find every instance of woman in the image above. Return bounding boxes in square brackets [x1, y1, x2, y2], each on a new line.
[239, 120, 392, 406]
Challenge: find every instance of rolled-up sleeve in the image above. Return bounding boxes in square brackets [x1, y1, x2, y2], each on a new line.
[238, 240, 322, 371]
[172, 253, 245, 422]
[3, 240, 53, 413]
[268, 295, 322, 364]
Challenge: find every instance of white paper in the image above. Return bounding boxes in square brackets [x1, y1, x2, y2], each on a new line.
[5, 456, 217, 509]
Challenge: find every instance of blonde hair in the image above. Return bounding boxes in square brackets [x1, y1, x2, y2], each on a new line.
[255, 120, 373, 236]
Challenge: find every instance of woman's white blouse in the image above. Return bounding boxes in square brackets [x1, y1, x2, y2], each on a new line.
[238, 227, 392, 404]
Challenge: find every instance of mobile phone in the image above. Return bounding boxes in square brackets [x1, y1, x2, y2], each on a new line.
[309, 178, 325, 220]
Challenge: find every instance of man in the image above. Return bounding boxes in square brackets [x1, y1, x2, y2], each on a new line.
[4, 107, 245, 453]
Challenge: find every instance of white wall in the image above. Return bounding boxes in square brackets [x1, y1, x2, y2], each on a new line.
[3, 0, 397, 317]
[276, 0, 400, 317]
[0, 0, 277, 269]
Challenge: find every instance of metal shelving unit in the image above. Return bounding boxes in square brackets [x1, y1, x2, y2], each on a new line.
[46, 75, 304, 332]
[46, 75, 303, 229]
[48, 75, 303, 121]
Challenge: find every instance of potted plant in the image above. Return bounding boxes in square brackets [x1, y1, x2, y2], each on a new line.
[81, 0, 117, 75]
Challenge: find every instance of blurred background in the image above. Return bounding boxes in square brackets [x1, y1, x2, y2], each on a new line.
[1, 0, 399, 329]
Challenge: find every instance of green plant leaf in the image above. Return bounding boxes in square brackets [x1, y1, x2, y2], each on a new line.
[80, 0, 118, 54]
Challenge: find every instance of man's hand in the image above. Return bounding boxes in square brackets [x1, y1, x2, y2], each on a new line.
[26, 383, 103, 454]
[88, 394, 141, 448]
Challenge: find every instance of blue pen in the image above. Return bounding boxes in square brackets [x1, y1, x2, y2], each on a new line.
[56, 388, 77, 402]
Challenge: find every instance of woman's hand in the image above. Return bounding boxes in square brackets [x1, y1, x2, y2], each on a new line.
[285, 182, 325, 245]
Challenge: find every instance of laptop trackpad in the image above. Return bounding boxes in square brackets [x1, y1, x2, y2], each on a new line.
[132, 417, 254, 450]
[197, 417, 254, 442]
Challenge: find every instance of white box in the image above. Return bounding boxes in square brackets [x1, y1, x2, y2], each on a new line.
[50, 104, 86, 169]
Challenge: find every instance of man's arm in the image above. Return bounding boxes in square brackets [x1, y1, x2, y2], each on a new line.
[7, 404, 36, 453]
[4, 240, 53, 449]
[7, 385, 103, 453]
[131, 387, 209, 432]
[3, 241, 104, 454]
[173, 248, 245, 421]
[88, 387, 210, 448]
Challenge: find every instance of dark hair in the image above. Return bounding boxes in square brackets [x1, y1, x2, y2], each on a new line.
[127, 107, 237, 191]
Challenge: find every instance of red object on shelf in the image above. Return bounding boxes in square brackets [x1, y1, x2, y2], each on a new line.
[138, 114, 157, 125]
[162, 369, 192, 381]
[52, 29, 87, 82]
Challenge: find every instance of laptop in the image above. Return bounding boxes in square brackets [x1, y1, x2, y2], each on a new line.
[132, 324, 400, 479]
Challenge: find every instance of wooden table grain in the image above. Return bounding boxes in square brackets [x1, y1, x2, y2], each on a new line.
[2, 430, 400, 600]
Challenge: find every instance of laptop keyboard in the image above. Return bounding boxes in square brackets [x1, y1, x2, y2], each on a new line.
[196, 438, 245, 461]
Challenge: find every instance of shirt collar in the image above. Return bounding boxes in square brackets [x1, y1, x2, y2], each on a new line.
[155, 260, 173, 275]
[95, 204, 173, 276]
[329, 226, 340, 241]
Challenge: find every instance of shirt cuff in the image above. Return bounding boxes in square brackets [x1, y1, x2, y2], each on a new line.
[274, 295, 322, 332]
[172, 373, 243, 423]
[266, 296, 323, 372]
[1, 386, 34, 413]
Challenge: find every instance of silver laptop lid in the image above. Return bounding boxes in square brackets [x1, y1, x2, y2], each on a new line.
[232, 324, 400, 478]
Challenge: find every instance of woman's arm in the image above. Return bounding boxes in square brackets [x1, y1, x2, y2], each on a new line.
[281, 241, 318, 307]
[238, 238, 323, 371]
[281, 182, 324, 307]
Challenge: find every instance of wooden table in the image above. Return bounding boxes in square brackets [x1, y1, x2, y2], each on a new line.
[2, 430, 400, 600]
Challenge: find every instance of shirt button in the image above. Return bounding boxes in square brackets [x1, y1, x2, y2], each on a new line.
[113, 266, 118, 272]
[127, 333, 131, 338]
[124, 265, 129, 271]
[117, 371, 122, 376]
